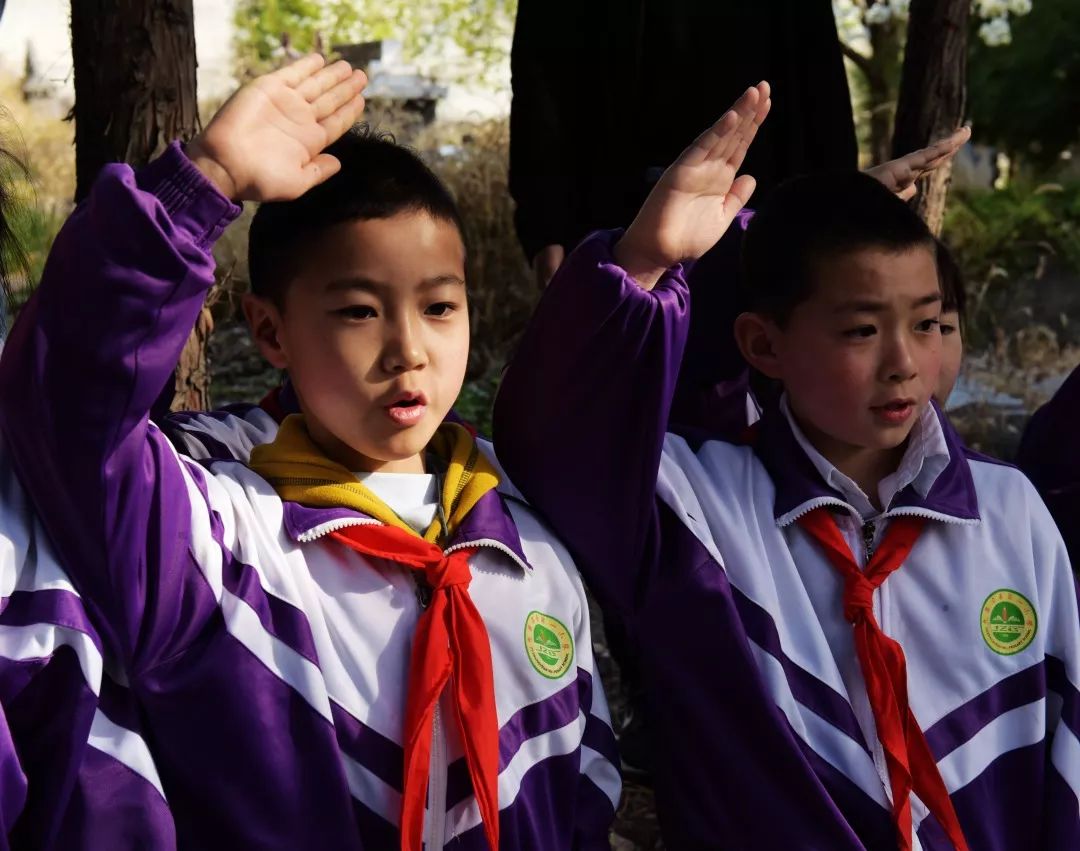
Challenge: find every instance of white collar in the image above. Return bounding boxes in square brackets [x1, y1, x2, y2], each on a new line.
[780, 395, 951, 521]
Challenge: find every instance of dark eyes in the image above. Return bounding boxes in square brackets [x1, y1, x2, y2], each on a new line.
[425, 302, 457, 317]
[333, 303, 458, 320]
[940, 322, 957, 336]
[334, 305, 377, 320]
[842, 318, 940, 338]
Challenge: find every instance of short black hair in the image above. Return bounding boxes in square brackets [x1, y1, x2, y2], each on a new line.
[248, 126, 464, 305]
[739, 171, 936, 325]
[935, 237, 966, 322]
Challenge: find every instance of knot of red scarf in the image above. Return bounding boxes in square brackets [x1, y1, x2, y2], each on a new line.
[330, 524, 500, 851]
[843, 573, 877, 623]
[797, 508, 968, 851]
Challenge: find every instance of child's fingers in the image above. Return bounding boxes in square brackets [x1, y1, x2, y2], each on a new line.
[679, 109, 740, 168]
[272, 53, 327, 87]
[295, 59, 355, 101]
[724, 174, 758, 216]
[714, 82, 770, 167]
[300, 153, 343, 191]
[319, 94, 366, 143]
[906, 126, 971, 173]
[712, 85, 762, 163]
[725, 96, 768, 169]
[896, 183, 918, 202]
[311, 71, 367, 121]
[722, 93, 771, 176]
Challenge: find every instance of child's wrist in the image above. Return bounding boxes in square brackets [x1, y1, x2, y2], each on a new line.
[185, 138, 238, 202]
[612, 234, 670, 291]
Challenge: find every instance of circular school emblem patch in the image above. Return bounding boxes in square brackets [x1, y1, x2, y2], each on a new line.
[980, 589, 1037, 655]
[524, 611, 574, 679]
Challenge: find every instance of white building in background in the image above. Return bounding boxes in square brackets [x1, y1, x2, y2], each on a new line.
[0, 0, 508, 120]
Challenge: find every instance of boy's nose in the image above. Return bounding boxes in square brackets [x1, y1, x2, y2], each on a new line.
[883, 336, 917, 382]
[382, 319, 428, 373]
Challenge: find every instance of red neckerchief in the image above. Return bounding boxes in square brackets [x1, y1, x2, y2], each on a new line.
[798, 509, 968, 851]
[330, 524, 499, 851]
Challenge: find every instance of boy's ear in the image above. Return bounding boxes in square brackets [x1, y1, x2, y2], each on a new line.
[734, 311, 784, 380]
[242, 293, 289, 370]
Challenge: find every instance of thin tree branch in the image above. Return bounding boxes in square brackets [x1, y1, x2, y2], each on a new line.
[840, 41, 874, 79]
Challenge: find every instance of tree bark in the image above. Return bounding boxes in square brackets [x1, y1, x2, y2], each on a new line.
[867, 17, 904, 167]
[892, 0, 970, 234]
[71, 0, 211, 410]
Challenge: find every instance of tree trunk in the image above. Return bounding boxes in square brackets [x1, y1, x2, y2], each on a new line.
[891, 0, 970, 234]
[867, 17, 904, 167]
[71, 0, 211, 410]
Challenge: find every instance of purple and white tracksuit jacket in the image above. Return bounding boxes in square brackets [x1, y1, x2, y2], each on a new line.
[493, 232, 1080, 850]
[0, 144, 619, 849]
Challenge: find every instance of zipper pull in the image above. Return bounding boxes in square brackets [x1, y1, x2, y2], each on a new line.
[862, 520, 876, 561]
[415, 575, 433, 610]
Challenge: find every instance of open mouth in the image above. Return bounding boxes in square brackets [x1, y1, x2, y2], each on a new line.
[871, 399, 915, 424]
[385, 393, 428, 426]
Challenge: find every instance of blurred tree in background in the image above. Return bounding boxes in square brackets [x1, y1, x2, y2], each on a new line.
[233, 0, 516, 84]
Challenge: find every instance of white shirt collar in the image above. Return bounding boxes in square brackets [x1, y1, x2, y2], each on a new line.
[780, 395, 951, 520]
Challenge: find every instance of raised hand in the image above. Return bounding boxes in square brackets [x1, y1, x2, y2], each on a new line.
[866, 126, 972, 201]
[186, 54, 367, 202]
[614, 82, 771, 290]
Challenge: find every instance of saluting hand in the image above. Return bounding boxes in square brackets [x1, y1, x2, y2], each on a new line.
[186, 54, 367, 203]
[866, 126, 972, 202]
[614, 82, 771, 290]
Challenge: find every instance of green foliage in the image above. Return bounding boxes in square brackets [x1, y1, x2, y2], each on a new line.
[944, 181, 1080, 346]
[233, 0, 517, 84]
[3, 199, 66, 311]
[233, 0, 364, 70]
[454, 370, 501, 436]
[968, 0, 1080, 167]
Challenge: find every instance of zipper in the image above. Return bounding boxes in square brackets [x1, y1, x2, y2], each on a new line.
[295, 516, 381, 543]
[444, 537, 531, 574]
[862, 520, 877, 563]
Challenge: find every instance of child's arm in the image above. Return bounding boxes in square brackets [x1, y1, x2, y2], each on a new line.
[493, 84, 770, 614]
[0, 56, 365, 671]
[0, 706, 25, 845]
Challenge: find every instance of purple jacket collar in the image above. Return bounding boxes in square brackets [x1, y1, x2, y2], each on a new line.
[753, 401, 981, 525]
[280, 488, 533, 571]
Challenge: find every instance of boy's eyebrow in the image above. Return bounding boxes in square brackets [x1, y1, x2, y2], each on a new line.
[420, 274, 466, 288]
[325, 274, 466, 293]
[833, 292, 942, 313]
[326, 276, 382, 294]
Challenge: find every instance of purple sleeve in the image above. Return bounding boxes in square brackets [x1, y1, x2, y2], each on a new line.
[0, 143, 240, 671]
[492, 231, 689, 614]
[1016, 364, 1080, 565]
[0, 704, 26, 847]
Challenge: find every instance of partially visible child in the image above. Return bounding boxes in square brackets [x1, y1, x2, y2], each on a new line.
[0, 57, 618, 849]
[0, 136, 177, 846]
[934, 238, 966, 405]
[1018, 356, 1080, 567]
[494, 88, 1080, 849]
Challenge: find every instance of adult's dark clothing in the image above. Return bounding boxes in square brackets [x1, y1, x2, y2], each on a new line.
[508, 0, 858, 262]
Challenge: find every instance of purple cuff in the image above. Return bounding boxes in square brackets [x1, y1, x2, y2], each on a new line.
[137, 141, 242, 249]
[574, 228, 690, 296]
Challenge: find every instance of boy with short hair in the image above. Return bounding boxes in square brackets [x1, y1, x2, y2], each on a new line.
[494, 88, 1080, 849]
[0, 57, 620, 848]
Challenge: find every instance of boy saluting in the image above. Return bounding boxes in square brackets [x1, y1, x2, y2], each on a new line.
[0, 56, 622, 848]
[495, 83, 1080, 849]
